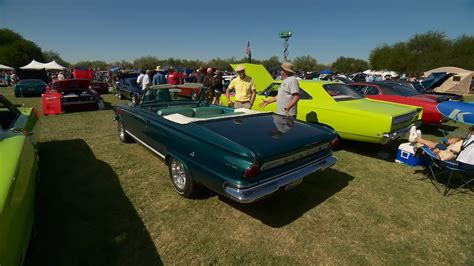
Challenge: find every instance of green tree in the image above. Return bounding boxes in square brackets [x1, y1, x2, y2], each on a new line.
[0, 28, 44, 68]
[43, 50, 70, 68]
[109, 60, 134, 70]
[406, 31, 451, 73]
[292, 55, 318, 72]
[261, 56, 281, 71]
[449, 35, 474, 70]
[133, 56, 160, 70]
[73, 60, 108, 70]
[331, 56, 369, 73]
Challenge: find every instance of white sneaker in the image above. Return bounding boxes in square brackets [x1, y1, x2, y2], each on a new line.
[408, 126, 417, 143]
[416, 130, 422, 139]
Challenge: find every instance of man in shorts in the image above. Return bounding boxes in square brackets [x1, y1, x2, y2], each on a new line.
[225, 65, 256, 109]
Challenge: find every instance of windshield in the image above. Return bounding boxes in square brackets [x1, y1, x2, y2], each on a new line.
[261, 82, 312, 99]
[391, 85, 419, 96]
[141, 85, 206, 107]
[323, 84, 362, 101]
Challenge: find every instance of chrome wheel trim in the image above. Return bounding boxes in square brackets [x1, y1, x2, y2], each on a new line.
[119, 123, 125, 141]
[170, 159, 187, 190]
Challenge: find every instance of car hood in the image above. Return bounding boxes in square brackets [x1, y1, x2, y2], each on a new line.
[420, 72, 451, 91]
[0, 134, 24, 214]
[198, 113, 335, 160]
[52, 79, 91, 91]
[230, 63, 275, 92]
[338, 98, 419, 116]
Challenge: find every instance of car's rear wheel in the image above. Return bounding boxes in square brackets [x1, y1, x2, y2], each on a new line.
[118, 121, 133, 143]
[168, 157, 198, 198]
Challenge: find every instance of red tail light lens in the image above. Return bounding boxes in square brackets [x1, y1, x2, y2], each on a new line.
[243, 164, 260, 179]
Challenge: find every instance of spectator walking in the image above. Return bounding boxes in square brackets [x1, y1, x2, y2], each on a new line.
[153, 66, 167, 85]
[211, 70, 224, 105]
[196, 66, 206, 83]
[57, 71, 65, 80]
[260, 62, 300, 118]
[167, 67, 181, 85]
[225, 65, 256, 109]
[142, 70, 152, 90]
[137, 69, 146, 87]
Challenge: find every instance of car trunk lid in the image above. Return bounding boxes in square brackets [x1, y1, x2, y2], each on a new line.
[230, 63, 275, 92]
[198, 113, 334, 182]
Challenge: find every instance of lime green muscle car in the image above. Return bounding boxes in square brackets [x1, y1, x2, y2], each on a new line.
[221, 64, 422, 144]
[0, 95, 39, 265]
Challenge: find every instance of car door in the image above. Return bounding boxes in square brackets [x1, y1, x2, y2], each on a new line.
[120, 97, 149, 142]
[141, 109, 168, 158]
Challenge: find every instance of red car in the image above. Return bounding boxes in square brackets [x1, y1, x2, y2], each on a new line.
[45, 79, 105, 112]
[73, 68, 109, 94]
[348, 82, 444, 124]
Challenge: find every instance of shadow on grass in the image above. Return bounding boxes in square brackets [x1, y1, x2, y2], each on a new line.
[414, 168, 474, 195]
[221, 168, 354, 228]
[339, 139, 404, 162]
[26, 139, 162, 265]
[420, 124, 459, 137]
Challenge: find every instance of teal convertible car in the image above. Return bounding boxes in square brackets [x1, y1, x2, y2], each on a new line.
[0, 95, 39, 265]
[114, 84, 337, 203]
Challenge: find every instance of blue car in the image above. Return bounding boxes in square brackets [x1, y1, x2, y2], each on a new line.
[116, 73, 141, 104]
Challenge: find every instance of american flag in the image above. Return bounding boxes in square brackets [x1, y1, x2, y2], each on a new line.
[246, 41, 251, 63]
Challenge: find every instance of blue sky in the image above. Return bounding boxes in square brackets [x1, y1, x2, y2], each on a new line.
[1, 0, 473, 64]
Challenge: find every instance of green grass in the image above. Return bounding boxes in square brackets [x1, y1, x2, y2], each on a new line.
[2, 86, 473, 265]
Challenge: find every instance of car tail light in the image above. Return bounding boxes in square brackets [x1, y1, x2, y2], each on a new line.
[330, 138, 339, 149]
[243, 164, 260, 179]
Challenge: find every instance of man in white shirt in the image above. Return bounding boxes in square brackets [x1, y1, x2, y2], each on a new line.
[137, 69, 146, 87]
[142, 70, 152, 91]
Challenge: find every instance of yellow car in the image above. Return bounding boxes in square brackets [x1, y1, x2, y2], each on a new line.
[221, 64, 422, 144]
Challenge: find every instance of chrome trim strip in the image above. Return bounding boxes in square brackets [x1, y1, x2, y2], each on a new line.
[260, 142, 330, 171]
[382, 121, 422, 144]
[392, 111, 418, 125]
[224, 155, 337, 203]
[125, 129, 166, 159]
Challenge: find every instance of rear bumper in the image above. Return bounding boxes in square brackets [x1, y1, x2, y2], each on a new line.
[381, 121, 422, 144]
[224, 155, 337, 203]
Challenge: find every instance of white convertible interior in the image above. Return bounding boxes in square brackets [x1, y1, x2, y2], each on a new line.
[162, 108, 265, 124]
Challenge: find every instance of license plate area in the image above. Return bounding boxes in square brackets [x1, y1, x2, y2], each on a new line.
[285, 178, 303, 190]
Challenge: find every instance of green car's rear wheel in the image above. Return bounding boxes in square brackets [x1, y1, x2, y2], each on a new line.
[168, 157, 198, 198]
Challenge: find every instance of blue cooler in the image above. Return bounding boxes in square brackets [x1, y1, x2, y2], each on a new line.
[396, 143, 422, 166]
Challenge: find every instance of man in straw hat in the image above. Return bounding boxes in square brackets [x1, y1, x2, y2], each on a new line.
[226, 65, 256, 109]
[260, 62, 300, 118]
[152, 66, 166, 85]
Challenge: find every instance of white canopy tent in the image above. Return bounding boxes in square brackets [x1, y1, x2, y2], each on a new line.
[43, 60, 66, 70]
[0, 64, 14, 70]
[20, 59, 47, 70]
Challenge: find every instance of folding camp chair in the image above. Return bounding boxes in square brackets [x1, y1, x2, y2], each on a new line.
[421, 146, 474, 196]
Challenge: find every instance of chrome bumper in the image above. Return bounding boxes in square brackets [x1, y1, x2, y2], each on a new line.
[224, 155, 337, 203]
[381, 121, 422, 144]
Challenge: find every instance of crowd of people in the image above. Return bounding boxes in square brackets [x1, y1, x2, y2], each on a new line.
[0, 71, 17, 85]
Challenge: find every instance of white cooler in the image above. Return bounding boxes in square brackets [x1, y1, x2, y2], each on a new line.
[395, 142, 422, 167]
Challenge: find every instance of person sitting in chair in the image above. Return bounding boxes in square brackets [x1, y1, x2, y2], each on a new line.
[409, 126, 474, 168]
